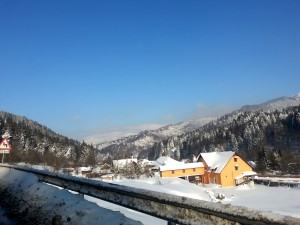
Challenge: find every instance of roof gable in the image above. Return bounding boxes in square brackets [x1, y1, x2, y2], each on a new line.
[199, 151, 235, 173]
[100, 163, 111, 169]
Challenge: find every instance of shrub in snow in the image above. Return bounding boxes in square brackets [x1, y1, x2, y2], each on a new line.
[216, 193, 226, 200]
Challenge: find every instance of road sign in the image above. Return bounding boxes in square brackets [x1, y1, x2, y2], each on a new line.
[0, 150, 10, 154]
[0, 138, 11, 163]
[0, 137, 11, 152]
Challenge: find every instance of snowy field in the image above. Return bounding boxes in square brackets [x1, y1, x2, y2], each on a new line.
[101, 177, 300, 221]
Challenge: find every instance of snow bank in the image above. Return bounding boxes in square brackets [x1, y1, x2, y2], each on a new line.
[221, 184, 300, 218]
[109, 177, 300, 219]
[2, 165, 300, 225]
[0, 167, 142, 225]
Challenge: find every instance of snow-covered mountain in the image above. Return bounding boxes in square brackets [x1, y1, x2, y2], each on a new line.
[148, 94, 300, 170]
[239, 93, 300, 113]
[96, 93, 300, 160]
[95, 117, 215, 157]
[0, 111, 97, 166]
[1, 92, 299, 167]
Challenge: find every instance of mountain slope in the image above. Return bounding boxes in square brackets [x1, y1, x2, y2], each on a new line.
[0, 111, 97, 167]
[96, 93, 300, 160]
[95, 117, 215, 158]
[239, 93, 300, 112]
[148, 105, 300, 174]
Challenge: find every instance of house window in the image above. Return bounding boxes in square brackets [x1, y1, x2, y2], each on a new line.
[182, 169, 185, 173]
[172, 170, 175, 174]
[235, 165, 239, 171]
[234, 157, 238, 162]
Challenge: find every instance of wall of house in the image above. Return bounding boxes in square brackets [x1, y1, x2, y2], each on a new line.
[160, 167, 204, 178]
[199, 159, 222, 185]
[204, 171, 221, 185]
[220, 155, 253, 187]
[101, 176, 113, 181]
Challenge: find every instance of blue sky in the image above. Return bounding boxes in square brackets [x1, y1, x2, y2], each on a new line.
[0, 1, 299, 142]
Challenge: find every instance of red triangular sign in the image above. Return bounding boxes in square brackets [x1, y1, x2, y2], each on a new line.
[0, 138, 12, 150]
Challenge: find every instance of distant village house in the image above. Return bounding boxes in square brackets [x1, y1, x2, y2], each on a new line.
[156, 151, 256, 187]
[113, 158, 138, 172]
[197, 151, 256, 187]
[156, 156, 204, 185]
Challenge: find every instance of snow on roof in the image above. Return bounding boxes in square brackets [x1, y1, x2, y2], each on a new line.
[160, 162, 204, 172]
[77, 167, 92, 172]
[235, 171, 257, 180]
[138, 159, 152, 165]
[155, 156, 182, 166]
[150, 156, 182, 170]
[113, 158, 138, 168]
[101, 174, 114, 178]
[199, 151, 235, 173]
[247, 161, 256, 168]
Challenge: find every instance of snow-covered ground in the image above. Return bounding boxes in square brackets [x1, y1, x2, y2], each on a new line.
[1, 166, 299, 224]
[221, 184, 300, 218]
[0, 167, 142, 225]
[84, 196, 167, 225]
[104, 177, 300, 219]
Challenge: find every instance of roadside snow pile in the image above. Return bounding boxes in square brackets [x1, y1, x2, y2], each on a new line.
[0, 167, 142, 225]
[205, 191, 219, 202]
[84, 196, 167, 225]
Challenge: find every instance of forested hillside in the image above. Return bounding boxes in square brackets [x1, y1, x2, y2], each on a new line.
[148, 106, 300, 174]
[0, 111, 97, 168]
[1, 103, 300, 175]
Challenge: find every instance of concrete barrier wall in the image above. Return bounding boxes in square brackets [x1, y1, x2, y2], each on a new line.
[1, 164, 300, 225]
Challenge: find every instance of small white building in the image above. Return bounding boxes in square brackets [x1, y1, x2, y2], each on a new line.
[113, 158, 138, 171]
[76, 167, 92, 176]
[92, 163, 112, 174]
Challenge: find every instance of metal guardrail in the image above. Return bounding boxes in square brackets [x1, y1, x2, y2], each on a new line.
[1, 164, 300, 225]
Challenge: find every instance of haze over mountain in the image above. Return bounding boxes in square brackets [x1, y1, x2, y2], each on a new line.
[94, 93, 300, 147]
[94, 116, 216, 151]
[1, 92, 299, 171]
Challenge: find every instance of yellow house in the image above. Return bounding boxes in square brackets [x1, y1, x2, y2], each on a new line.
[198, 151, 255, 187]
[160, 162, 205, 184]
[156, 156, 205, 184]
